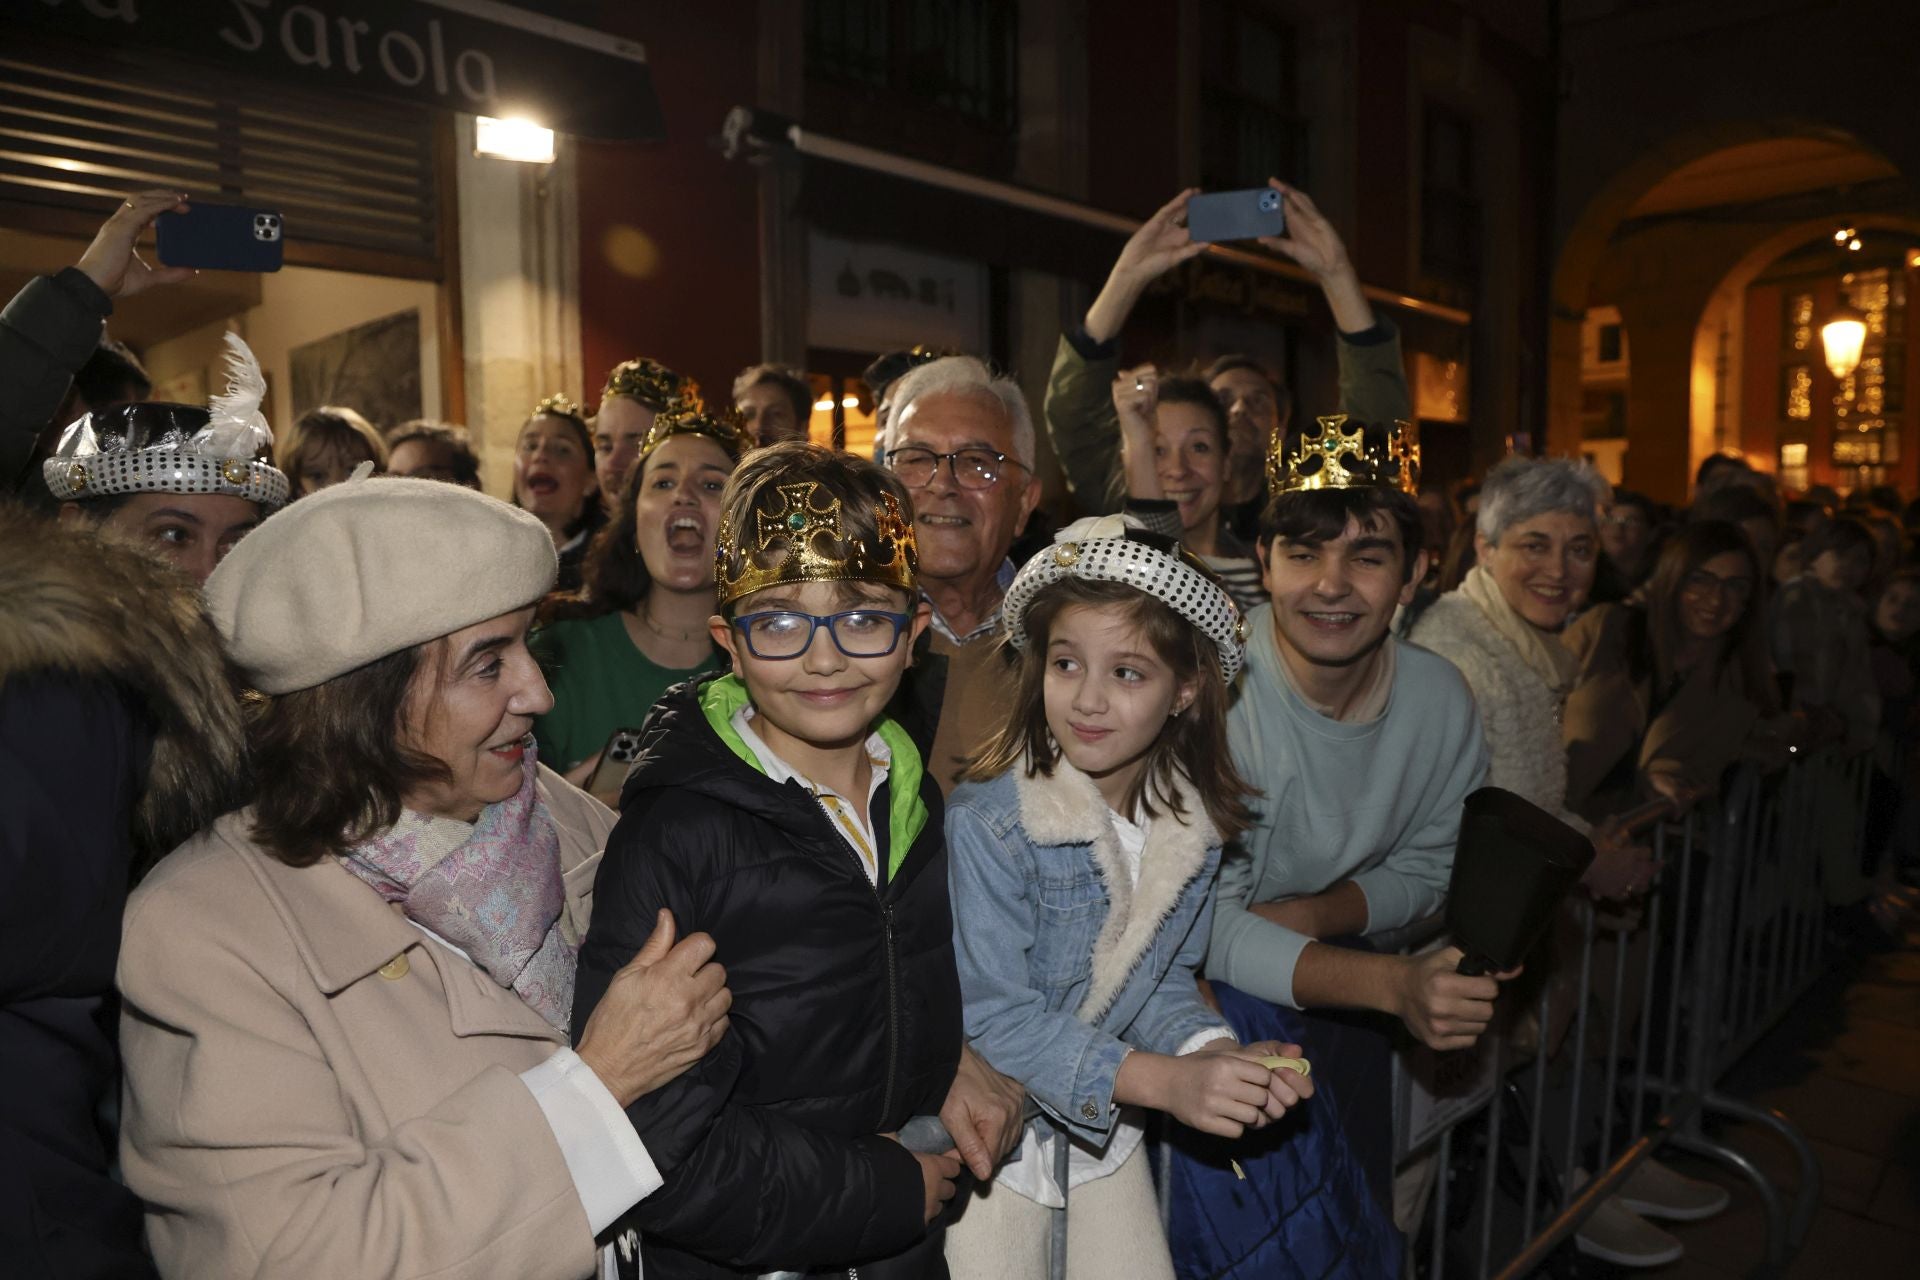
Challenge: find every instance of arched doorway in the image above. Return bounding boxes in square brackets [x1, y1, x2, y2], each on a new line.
[1547, 126, 1911, 502]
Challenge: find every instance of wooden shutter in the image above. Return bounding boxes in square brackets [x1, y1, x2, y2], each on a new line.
[0, 46, 442, 278]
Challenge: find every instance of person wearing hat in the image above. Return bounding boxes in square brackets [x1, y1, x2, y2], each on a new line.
[593, 357, 702, 501]
[115, 474, 734, 1280]
[534, 404, 753, 794]
[1168, 417, 1493, 1276]
[44, 332, 289, 584]
[941, 513, 1311, 1278]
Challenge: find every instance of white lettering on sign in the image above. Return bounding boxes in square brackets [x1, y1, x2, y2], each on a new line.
[281, 4, 329, 67]
[378, 28, 425, 86]
[201, 1, 497, 105]
[221, 0, 269, 53]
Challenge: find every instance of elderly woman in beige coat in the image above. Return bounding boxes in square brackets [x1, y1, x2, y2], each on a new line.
[118, 475, 732, 1279]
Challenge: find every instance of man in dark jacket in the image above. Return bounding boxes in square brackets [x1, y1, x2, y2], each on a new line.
[575, 444, 966, 1279]
[0, 504, 247, 1277]
[2, 190, 190, 498]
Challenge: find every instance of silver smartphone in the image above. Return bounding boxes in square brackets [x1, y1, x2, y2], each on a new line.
[1186, 187, 1287, 243]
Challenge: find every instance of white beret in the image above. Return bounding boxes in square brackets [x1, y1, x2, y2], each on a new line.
[206, 473, 558, 694]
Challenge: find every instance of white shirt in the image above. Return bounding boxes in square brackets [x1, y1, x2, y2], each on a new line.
[995, 809, 1233, 1207]
[408, 922, 661, 1280]
[732, 703, 892, 883]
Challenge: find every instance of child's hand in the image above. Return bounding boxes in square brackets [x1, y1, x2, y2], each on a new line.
[1232, 1041, 1315, 1117]
[1131, 1049, 1282, 1139]
[906, 1147, 962, 1222]
[577, 910, 732, 1107]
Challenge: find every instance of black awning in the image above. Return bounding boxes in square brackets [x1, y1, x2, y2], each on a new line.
[11, 0, 663, 142]
[796, 156, 1132, 287]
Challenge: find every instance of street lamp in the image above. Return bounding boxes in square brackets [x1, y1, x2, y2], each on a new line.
[474, 116, 556, 164]
[1821, 309, 1866, 380]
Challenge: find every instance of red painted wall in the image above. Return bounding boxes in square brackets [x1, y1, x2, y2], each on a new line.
[575, 5, 762, 403]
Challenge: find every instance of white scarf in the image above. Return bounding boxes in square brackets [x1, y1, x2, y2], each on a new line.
[1459, 563, 1578, 698]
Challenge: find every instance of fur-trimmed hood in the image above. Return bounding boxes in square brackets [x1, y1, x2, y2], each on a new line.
[0, 503, 245, 854]
[1012, 759, 1218, 1025]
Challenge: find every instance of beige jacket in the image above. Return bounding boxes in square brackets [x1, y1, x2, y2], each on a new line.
[118, 768, 617, 1280]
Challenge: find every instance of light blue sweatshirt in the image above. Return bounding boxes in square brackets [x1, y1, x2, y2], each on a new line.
[1207, 607, 1490, 1007]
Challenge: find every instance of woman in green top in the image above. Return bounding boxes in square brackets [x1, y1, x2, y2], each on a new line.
[534, 402, 753, 799]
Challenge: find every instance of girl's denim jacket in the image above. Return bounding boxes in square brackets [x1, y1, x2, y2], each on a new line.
[946, 759, 1229, 1145]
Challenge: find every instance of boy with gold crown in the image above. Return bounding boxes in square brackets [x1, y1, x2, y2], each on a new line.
[572, 441, 965, 1279]
[1160, 418, 1508, 1276]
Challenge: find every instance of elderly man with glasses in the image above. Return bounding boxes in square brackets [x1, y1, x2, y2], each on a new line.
[877, 356, 1042, 795]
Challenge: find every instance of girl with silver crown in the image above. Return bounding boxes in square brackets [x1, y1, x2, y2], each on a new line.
[941, 514, 1314, 1279]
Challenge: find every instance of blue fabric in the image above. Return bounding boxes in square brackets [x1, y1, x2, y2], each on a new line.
[947, 766, 1224, 1141]
[1162, 983, 1402, 1280]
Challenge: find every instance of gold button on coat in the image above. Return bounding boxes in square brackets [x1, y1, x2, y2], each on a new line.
[377, 952, 410, 980]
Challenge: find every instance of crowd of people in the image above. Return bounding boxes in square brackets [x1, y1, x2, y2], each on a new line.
[3, 182, 1915, 1280]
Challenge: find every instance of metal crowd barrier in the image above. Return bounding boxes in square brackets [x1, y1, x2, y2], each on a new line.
[1398, 750, 1874, 1279]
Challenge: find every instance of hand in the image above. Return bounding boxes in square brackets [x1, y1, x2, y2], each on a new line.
[577, 910, 731, 1107]
[1646, 772, 1704, 816]
[1110, 189, 1207, 290]
[1253, 181, 1353, 281]
[1393, 946, 1515, 1051]
[76, 190, 196, 300]
[907, 1148, 962, 1222]
[939, 1043, 1026, 1180]
[1084, 189, 1207, 343]
[1582, 821, 1659, 903]
[1224, 1040, 1315, 1119]
[1112, 365, 1160, 436]
[1138, 1048, 1285, 1139]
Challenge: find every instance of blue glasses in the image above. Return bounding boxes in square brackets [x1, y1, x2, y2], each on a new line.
[731, 608, 912, 659]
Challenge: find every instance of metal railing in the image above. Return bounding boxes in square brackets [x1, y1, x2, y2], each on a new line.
[1403, 750, 1874, 1278]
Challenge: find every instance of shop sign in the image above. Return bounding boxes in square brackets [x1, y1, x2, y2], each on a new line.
[806, 230, 989, 357]
[18, 0, 663, 140]
[1157, 257, 1315, 320]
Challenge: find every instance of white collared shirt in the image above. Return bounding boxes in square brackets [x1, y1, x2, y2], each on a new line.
[731, 702, 892, 882]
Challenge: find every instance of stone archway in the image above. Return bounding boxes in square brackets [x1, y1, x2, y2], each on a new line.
[1545, 123, 1906, 502]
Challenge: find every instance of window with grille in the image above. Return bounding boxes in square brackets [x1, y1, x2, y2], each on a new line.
[805, 0, 1019, 134]
[1420, 103, 1478, 287]
[0, 48, 442, 275]
[1198, 2, 1307, 190]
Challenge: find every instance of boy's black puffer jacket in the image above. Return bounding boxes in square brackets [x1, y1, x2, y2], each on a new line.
[573, 673, 963, 1280]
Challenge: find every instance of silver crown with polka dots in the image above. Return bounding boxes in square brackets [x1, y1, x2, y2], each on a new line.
[1002, 514, 1250, 682]
[42, 332, 289, 511]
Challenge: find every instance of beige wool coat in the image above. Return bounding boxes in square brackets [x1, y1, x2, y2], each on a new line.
[118, 767, 618, 1280]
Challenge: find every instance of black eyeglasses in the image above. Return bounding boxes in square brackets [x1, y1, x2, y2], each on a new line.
[885, 446, 1028, 491]
[731, 609, 912, 659]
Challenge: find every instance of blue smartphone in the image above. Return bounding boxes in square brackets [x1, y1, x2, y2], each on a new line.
[1185, 187, 1287, 243]
[155, 202, 284, 272]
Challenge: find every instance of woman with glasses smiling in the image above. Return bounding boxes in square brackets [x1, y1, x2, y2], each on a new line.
[1562, 520, 1784, 822]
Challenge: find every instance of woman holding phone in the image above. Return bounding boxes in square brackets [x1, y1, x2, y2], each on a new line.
[534, 405, 752, 800]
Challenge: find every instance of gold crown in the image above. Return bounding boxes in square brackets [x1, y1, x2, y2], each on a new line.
[1267, 414, 1420, 495]
[639, 399, 754, 463]
[603, 358, 698, 411]
[532, 392, 587, 423]
[715, 482, 917, 607]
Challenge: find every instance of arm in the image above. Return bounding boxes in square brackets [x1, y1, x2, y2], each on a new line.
[118, 889, 599, 1280]
[1205, 836, 1313, 1008]
[574, 810, 926, 1269]
[2, 191, 192, 491]
[1254, 181, 1412, 425]
[1346, 697, 1488, 932]
[1114, 365, 1166, 504]
[946, 802, 1134, 1138]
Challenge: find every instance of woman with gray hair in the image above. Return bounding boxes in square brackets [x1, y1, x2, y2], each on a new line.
[1408, 457, 1722, 1267]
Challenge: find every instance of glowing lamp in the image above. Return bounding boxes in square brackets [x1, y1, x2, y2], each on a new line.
[1821, 314, 1866, 380]
[475, 117, 556, 164]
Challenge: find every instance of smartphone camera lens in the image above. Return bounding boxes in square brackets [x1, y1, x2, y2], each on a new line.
[1258, 190, 1281, 212]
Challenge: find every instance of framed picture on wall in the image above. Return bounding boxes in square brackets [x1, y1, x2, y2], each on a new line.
[289, 309, 422, 429]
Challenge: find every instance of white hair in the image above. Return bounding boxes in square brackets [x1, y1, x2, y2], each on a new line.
[881, 356, 1035, 469]
[1476, 455, 1612, 544]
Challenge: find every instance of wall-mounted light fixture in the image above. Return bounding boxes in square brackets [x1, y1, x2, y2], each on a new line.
[475, 116, 556, 164]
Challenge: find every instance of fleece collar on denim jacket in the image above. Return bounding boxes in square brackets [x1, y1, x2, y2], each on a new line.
[1013, 757, 1217, 1024]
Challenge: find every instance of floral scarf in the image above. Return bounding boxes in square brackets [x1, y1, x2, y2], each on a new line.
[339, 752, 579, 1032]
